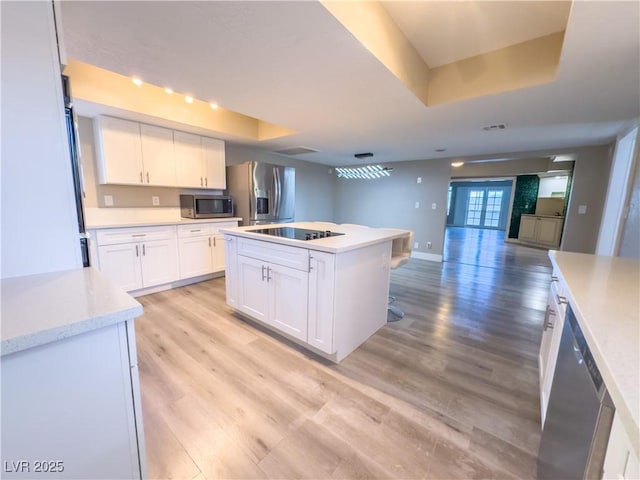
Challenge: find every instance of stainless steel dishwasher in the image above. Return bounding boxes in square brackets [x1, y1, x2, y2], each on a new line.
[537, 305, 615, 479]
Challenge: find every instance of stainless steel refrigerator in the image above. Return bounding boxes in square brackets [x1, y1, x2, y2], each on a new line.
[226, 162, 295, 226]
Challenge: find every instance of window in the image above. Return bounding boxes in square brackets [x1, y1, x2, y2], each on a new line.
[466, 190, 484, 226]
[483, 190, 503, 227]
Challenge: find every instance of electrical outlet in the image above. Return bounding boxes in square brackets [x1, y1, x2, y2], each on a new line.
[414, 241, 419, 249]
[427, 242, 432, 249]
[152, 196, 160, 206]
[432, 202, 437, 210]
[417, 177, 422, 184]
[414, 201, 420, 209]
[104, 195, 113, 207]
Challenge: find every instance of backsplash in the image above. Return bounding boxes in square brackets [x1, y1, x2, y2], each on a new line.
[536, 197, 565, 216]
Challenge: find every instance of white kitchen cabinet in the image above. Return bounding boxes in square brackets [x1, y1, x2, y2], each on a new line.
[518, 215, 564, 248]
[538, 272, 568, 426]
[308, 251, 336, 353]
[139, 124, 176, 186]
[224, 234, 239, 308]
[202, 137, 226, 189]
[603, 413, 640, 480]
[176, 223, 233, 279]
[212, 235, 226, 271]
[98, 243, 144, 291]
[1, 319, 146, 479]
[237, 255, 270, 323]
[94, 116, 144, 185]
[175, 132, 226, 189]
[237, 254, 309, 341]
[174, 131, 204, 188]
[95, 226, 178, 292]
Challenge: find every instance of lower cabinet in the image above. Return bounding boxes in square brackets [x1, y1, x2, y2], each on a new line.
[98, 238, 178, 291]
[307, 251, 336, 353]
[519, 215, 564, 248]
[224, 235, 238, 308]
[1, 320, 146, 479]
[237, 254, 309, 342]
[603, 413, 640, 480]
[538, 272, 568, 426]
[92, 221, 237, 293]
[177, 228, 226, 279]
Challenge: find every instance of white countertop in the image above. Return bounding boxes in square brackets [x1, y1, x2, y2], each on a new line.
[220, 222, 410, 254]
[86, 217, 243, 229]
[549, 251, 640, 454]
[1, 267, 143, 356]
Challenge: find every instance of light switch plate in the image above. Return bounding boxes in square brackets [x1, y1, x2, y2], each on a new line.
[414, 242, 419, 249]
[414, 201, 420, 209]
[432, 203, 437, 210]
[104, 195, 113, 207]
[417, 177, 422, 184]
[152, 196, 160, 206]
[578, 205, 587, 214]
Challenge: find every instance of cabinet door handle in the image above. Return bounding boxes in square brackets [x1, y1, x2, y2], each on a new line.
[556, 294, 568, 305]
[200, 176, 203, 187]
[543, 321, 554, 331]
[261, 265, 266, 281]
[266, 266, 272, 282]
[209, 237, 211, 247]
[142, 244, 146, 256]
[550, 275, 559, 282]
[190, 229, 201, 233]
[213, 237, 216, 247]
[146, 172, 150, 183]
[132, 234, 146, 237]
[308, 256, 313, 271]
[135, 245, 139, 257]
[205, 177, 208, 187]
[140, 171, 143, 183]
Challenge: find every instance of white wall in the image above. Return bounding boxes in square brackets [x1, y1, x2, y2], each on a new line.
[1, 1, 82, 278]
[596, 126, 638, 256]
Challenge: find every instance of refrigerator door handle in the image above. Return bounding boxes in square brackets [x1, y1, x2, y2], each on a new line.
[273, 167, 281, 218]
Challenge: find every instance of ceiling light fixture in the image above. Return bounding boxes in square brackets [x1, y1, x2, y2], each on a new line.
[451, 162, 464, 167]
[164, 87, 173, 94]
[185, 95, 194, 104]
[209, 102, 219, 109]
[336, 165, 392, 179]
[131, 77, 143, 87]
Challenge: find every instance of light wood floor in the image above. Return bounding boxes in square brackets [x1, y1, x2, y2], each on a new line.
[135, 226, 552, 479]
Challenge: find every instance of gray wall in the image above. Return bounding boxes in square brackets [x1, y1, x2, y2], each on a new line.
[562, 145, 613, 253]
[334, 159, 451, 257]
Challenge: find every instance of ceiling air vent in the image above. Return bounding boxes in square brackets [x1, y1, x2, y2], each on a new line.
[482, 123, 507, 131]
[274, 146, 319, 156]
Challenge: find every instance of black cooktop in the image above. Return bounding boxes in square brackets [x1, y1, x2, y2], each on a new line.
[248, 227, 345, 241]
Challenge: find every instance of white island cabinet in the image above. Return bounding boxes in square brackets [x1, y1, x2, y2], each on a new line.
[221, 222, 411, 362]
[1, 268, 146, 479]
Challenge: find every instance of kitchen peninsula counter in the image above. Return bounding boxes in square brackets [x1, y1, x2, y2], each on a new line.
[549, 251, 640, 456]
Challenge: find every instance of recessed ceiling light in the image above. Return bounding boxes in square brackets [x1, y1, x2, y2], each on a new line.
[131, 77, 143, 87]
[209, 102, 219, 109]
[451, 162, 464, 167]
[185, 95, 194, 104]
[435, 148, 446, 153]
[164, 87, 173, 94]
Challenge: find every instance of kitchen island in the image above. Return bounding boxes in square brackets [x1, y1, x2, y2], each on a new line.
[220, 222, 411, 362]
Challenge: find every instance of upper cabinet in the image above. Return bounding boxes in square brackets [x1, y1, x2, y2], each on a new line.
[94, 116, 225, 189]
[175, 132, 226, 189]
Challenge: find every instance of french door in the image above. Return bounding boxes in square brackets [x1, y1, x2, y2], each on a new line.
[465, 189, 504, 228]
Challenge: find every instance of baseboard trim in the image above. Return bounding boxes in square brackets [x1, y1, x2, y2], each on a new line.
[411, 251, 443, 262]
[129, 272, 225, 298]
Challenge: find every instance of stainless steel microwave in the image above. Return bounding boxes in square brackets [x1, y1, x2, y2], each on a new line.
[180, 194, 234, 219]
